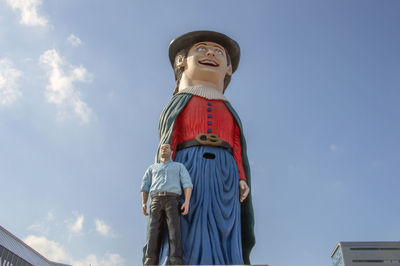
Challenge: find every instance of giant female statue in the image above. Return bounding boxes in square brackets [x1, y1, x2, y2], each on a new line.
[153, 31, 255, 265]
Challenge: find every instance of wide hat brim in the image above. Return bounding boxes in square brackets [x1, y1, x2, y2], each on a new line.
[168, 30, 240, 73]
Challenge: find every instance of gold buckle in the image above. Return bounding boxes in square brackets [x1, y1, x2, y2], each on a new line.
[195, 133, 222, 147]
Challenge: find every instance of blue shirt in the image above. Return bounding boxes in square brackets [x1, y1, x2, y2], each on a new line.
[140, 159, 193, 196]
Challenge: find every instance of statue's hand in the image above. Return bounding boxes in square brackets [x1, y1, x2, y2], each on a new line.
[181, 201, 190, 215]
[239, 180, 250, 203]
[142, 203, 149, 216]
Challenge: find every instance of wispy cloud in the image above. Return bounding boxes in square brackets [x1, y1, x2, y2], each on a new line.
[47, 210, 55, 221]
[27, 223, 49, 236]
[73, 252, 125, 266]
[27, 210, 56, 236]
[24, 235, 125, 266]
[95, 219, 113, 237]
[39, 49, 93, 123]
[68, 34, 82, 47]
[6, 0, 48, 26]
[0, 58, 22, 107]
[68, 213, 84, 236]
[23, 235, 68, 262]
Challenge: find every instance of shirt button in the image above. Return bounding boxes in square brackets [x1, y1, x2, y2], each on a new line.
[208, 114, 212, 118]
[207, 107, 212, 112]
[208, 121, 212, 125]
[207, 102, 212, 106]
[208, 128, 212, 133]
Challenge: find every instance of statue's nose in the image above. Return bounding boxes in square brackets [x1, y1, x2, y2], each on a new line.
[206, 49, 215, 57]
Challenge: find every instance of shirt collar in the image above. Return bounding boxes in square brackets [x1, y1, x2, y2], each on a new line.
[160, 158, 172, 164]
[177, 86, 229, 101]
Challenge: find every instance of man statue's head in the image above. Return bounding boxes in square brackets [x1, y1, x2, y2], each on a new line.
[159, 143, 173, 161]
[168, 31, 240, 95]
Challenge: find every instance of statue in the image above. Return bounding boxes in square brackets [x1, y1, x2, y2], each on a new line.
[141, 143, 193, 265]
[152, 30, 255, 265]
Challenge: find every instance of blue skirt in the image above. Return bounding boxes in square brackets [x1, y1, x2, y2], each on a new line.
[159, 146, 243, 265]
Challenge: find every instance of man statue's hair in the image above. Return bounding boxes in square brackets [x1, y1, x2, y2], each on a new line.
[172, 46, 232, 95]
[161, 143, 173, 151]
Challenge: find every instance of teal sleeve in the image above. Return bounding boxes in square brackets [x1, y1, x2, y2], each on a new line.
[140, 167, 152, 192]
[179, 164, 193, 189]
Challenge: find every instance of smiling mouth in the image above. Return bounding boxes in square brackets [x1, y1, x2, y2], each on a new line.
[198, 59, 219, 67]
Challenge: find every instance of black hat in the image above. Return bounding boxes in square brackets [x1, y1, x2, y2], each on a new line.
[168, 30, 240, 73]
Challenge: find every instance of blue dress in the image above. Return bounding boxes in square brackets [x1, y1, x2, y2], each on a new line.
[152, 93, 255, 265]
[159, 146, 243, 265]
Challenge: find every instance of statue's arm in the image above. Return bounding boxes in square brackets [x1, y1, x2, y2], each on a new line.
[141, 191, 149, 216]
[140, 168, 151, 216]
[233, 122, 246, 181]
[181, 187, 192, 215]
[180, 164, 193, 215]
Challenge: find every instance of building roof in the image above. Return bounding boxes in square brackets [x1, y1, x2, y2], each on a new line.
[331, 241, 400, 257]
[0, 225, 71, 266]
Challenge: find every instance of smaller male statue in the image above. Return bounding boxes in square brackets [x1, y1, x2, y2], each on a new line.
[141, 143, 193, 265]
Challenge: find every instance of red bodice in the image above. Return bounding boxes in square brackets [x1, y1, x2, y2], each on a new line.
[170, 95, 246, 180]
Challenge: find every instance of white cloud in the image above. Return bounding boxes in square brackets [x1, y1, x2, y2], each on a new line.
[68, 34, 82, 47]
[27, 223, 49, 235]
[73, 253, 125, 266]
[23, 235, 69, 262]
[27, 210, 56, 235]
[95, 219, 113, 237]
[6, 0, 48, 26]
[47, 210, 55, 221]
[67, 214, 84, 236]
[24, 235, 125, 266]
[0, 58, 22, 107]
[39, 49, 93, 123]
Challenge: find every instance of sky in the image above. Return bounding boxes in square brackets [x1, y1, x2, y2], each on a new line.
[1, 0, 399, 265]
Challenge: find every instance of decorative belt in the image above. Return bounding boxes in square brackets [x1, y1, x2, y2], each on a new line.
[176, 133, 233, 155]
[151, 191, 180, 198]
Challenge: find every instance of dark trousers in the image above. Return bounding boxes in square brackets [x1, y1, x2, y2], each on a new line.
[144, 195, 182, 265]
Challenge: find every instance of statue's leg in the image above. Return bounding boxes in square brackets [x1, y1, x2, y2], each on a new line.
[144, 196, 164, 266]
[164, 196, 183, 265]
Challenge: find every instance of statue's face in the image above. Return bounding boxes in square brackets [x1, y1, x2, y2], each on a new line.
[160, 144, 172, 159]
[180, 41, 232, 86]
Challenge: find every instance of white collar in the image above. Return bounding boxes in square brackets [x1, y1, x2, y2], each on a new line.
[177, 86, 228, 101]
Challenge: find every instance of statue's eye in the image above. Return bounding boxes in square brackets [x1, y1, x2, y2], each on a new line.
[215, 49, 223, 55]
[198, 47, 206, 52]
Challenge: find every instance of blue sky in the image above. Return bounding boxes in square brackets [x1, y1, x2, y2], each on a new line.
[1, 0, 399, 265]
